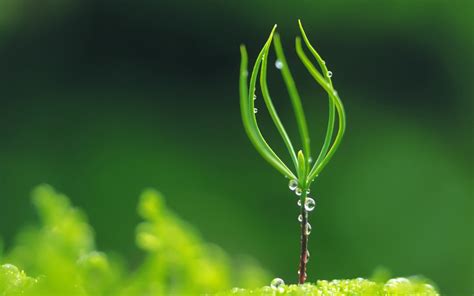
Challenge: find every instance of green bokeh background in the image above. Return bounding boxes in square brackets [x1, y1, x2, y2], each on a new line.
[0, 0, 472, 294]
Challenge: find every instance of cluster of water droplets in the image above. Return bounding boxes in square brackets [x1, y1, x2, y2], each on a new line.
[289, 180, 317, 211]
[288, 179, 317, 243]
[253, 94, 258, 114]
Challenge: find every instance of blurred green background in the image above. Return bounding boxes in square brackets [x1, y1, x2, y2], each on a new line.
[0, 0, 472, 294]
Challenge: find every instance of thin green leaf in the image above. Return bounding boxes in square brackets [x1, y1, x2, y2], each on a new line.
[297, 150, 307, 182]
[260, 31, 298, 170]
[273, 34, 311, 163]
[298, 20, 336, 172]
[240, 27, 297, 180]
[295, 38, 346, 181]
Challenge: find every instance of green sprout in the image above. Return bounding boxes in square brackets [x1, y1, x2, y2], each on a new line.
[239, 20, 346, 284]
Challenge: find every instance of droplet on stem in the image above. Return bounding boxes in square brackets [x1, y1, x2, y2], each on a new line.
[298, 214, 303, 222]
[288, 180, 298, 191]
[297, 270, 307, 278]
[305, 223, 312, 235]
[295, 188, 302, 196]
[253, 108, 258, 114]
[304, 250, 310, 263]
[327, 71, 333, 78]
[304, 197, 316, 212]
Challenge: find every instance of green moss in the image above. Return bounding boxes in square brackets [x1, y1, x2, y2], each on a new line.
[222, 278, 438, 296]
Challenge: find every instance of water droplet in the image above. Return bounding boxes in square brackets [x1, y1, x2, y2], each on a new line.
[298, 214, 303, 222]
[327, 71, 333, 78]
[304, 251, 310, 263]
[295, 188, 302, 196]
[297, 199, 302, 207]
[297, 270, 307, 279]
[253, 108, 258, 114]
[305, 223, 312, 235]
[308, 157, 313, 163]
[270, 278, 285, 292]
[322, 60, 326, 65]
[288, 180, 298, 191]
[253, 94, 257, 100]
[275, 59, 283, 69]
[306, 189, 310, 194]
[304, 198, 316, 211]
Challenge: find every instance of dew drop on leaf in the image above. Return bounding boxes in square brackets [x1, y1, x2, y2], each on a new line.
[295, 188, 303, 196]
[298, 214, 303, 222]
[327, 71, 333, 78]
[275, 59, 283, 69]
[254, 108, 258, 114]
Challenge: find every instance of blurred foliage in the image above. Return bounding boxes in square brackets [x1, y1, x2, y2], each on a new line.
[1, 185, 270, 295]
[0, 185, 440, 295]
[0, 0, 472, 294]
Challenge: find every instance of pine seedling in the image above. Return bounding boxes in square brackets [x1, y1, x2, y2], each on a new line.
[239, 20, 346, 284]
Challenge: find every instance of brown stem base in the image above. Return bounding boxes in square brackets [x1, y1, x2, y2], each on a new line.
[298, 203, 308, 284]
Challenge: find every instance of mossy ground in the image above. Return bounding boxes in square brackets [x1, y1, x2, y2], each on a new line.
[222, 278, 438, 296]
[0, 185, 439, 295]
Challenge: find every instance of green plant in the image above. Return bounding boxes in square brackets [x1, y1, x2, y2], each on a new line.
[239, 20, 346, 284]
